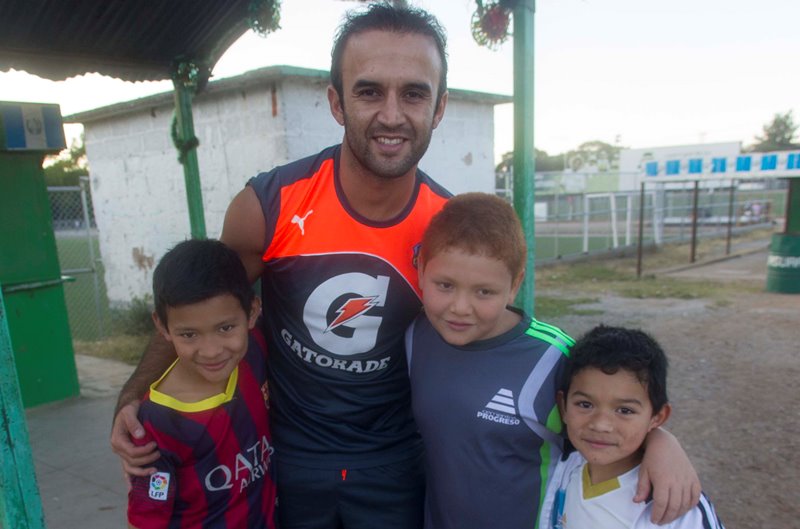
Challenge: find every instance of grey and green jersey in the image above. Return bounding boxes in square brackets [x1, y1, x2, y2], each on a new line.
[405, 309, 573, 529]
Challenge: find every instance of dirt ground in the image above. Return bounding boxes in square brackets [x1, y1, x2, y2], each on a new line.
[544, 255, 799, 529]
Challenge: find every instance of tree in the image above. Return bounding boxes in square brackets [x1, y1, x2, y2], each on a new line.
[565, 140, 622, 172]
[43, 134, 88, 186]
[43, 134, 92, 227]
[495, 148, 565, 175]
[749, 110, 799, 152]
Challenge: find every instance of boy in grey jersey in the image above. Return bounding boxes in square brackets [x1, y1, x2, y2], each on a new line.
[406, 193, 700, 529]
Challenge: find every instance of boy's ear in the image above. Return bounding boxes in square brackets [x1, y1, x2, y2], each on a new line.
[247, 298, 262, 329]
[648, 403, 672, 432]
[152, 311, 172, 342]
[509, 270, 525, 301]
[417, 260, 426, 289]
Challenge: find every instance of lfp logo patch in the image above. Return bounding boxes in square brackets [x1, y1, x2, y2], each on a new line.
[149, 472, 170, 501]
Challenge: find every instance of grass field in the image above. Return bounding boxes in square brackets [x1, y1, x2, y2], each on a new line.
[54, 233, 113, 341]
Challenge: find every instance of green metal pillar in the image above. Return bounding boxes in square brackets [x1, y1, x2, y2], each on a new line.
[785, 178, 800, 234]
[765, 178, 800, 293]
[0, 289, 46, 529]
[0, 103, 80, 407]
[171, 62, 206, 239]
[513, 0, 536, 314]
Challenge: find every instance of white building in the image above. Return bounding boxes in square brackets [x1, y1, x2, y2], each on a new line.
[67, 65, 510, 304]
[618, 141, 741, 190]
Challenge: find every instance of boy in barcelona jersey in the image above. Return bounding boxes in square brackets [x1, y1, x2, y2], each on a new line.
[127, 239, 276, 529]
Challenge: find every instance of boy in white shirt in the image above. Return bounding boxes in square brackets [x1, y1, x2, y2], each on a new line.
[540, 325, 725, 529]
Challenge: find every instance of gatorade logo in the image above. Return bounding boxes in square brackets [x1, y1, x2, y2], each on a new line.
[303, 273, 389, 356]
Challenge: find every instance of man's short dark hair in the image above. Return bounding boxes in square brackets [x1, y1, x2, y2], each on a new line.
[152, 239, 254, 328]
[330, 2, 448, 105]
[563, 325, 669, 413]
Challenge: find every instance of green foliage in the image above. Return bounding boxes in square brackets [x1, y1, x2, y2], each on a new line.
[496, 138, 626, 180]
[110, 295, 154, 336]
[565, 140, 623, 172]
[43, 134, 88, 186]
[749, 110, 799, 152]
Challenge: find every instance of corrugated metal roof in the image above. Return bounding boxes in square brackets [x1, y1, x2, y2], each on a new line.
[0, 0, 252, 82]
[64, 65, 514, 124]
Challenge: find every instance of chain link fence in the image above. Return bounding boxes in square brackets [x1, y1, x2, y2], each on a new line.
[49, 178, 110, 341]
[499, 172, 786, 265]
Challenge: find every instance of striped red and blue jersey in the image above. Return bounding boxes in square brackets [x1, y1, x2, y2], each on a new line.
[127, 328, 277, 529]
[248, 144, 450, 468]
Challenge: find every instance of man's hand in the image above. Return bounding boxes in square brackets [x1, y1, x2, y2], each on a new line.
[110, 401, 160, 477]
[636, 428, 701, 524]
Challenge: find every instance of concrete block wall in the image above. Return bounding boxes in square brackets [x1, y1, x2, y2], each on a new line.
[420, 98, 496, 195]
[85, 108, 182, 304]
[86, 86, 296, 304]
[282, 78, 343, 161]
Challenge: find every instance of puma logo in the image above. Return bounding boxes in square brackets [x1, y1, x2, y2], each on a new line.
[291, 210, 314, 235]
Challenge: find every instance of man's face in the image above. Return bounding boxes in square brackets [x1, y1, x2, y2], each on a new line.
[328, 30, 448, 180]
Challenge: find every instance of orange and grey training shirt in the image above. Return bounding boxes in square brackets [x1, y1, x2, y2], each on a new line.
[247, 144, 450, 469]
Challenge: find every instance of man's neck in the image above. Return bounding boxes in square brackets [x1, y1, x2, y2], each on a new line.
[337, 144, 418, 222]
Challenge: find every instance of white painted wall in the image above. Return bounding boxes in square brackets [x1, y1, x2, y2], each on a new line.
[81, 73, 502, 304]
[421, 97, 496, 195]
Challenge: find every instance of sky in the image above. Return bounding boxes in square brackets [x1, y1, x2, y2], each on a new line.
[1, 0, 798, 160]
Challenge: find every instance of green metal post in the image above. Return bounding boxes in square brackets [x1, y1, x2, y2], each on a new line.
[785, 178, 800, 234]
[0, 151, 80, 407]
[0, 288, 46, 529]
[513, 0, 536, 314]
[172, 66, 206, 239]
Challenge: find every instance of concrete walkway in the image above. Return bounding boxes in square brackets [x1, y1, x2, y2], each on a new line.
[654, 240, 770, 282]
[26, 355, 133, 528]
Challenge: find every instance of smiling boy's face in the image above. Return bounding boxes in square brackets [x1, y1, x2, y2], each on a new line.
[154, 294, 259, 388]
[558, 367, 670, 484]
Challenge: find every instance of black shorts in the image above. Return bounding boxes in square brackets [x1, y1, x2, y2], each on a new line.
[275, 452, 425, 529]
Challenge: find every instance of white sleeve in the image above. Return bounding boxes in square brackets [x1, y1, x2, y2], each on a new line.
[635, 494, 725, 529]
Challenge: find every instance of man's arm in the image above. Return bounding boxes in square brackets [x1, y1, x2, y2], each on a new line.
[636, 428, 701, 525]
[110, 331, 175, 476]
[220, 186, 267, 283]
